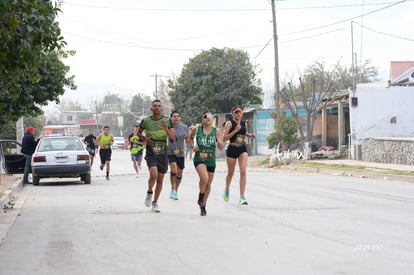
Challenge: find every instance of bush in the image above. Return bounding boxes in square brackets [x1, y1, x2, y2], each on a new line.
[267, 115, 298, 151]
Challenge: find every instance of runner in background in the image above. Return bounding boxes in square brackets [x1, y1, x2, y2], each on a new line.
[167, 111, 188, 200]
[95, 125, 114, 180]
[128, 125, 145, 178]
[84, 129, 97, 167]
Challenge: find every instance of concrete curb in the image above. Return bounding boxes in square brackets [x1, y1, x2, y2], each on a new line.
[0, 179, 23, 212]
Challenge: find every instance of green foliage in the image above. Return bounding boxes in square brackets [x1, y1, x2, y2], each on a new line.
[267, 115, 298, 150]
[0, 0, 74, 125]
[169, 48, 262, 125]
[0, 115, 44, 139]
[102, 93, 123, 112]
[129, 94, 152, 116]
[123, 94, 152, 135]
[0, 51, 75, 124]
[24, 116, 44, 137]
[0, 124, 15, 139]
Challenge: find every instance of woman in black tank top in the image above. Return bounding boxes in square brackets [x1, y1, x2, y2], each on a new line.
[222, 106, 256, 205]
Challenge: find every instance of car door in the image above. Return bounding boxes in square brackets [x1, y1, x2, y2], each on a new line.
[0, 140, 26, 174]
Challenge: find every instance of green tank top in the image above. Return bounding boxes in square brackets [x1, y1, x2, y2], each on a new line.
[100, 134, 112, 149]
[129, 134, 143, 154]
[140, 116, 172, 155]
[193, 125, 217, 167]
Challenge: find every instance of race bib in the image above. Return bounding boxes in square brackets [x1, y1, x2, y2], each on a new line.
[198, 149, 212, 161]
[235, 134, 246, 144]
[173, 147, 182, 156]
[151, 144, 166, 155]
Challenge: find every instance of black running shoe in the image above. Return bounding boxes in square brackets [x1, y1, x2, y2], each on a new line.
[200, 206, 207, 216]
[198, 200, 207, 216]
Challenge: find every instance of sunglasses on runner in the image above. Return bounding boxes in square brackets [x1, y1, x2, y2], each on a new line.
[202, 114, 215, 119]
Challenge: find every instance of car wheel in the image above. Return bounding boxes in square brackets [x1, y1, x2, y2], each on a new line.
[83, 173, 91, 184]
[33, 176, 40, 186]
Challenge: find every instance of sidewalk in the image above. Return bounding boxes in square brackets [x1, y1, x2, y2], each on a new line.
[307, 159, 414, 173]
[0, 173, 22, 211]
[278, 157, 414, 183]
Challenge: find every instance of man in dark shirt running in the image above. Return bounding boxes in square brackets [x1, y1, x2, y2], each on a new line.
[84, 129, 97, 166]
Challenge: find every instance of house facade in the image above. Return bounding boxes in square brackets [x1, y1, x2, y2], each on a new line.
[349, 84, 414, 163]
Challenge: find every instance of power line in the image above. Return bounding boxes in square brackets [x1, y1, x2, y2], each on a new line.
[63, 2, 268, 12]
[277, 1, 413, 10]
[280, 0, 408, 36]
[62, 1, 411, 56]
[253, 28, 345, 60]
[64, 32, 203, 52]
[279, 28, 345, 44]
[63, 1, 413, 11]
[253, 38, 273, 61]
[353, 21, 414, 42]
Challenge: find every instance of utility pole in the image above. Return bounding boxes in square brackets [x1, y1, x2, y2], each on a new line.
[149, 73, 164, 100]
[271, 0, 280, 122]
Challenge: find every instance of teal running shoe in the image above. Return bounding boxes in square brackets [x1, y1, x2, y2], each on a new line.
[223, 190, 230, 202]
[239, 196, 248, 205]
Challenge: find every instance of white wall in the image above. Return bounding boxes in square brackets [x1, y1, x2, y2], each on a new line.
[349, 85, 414, 159]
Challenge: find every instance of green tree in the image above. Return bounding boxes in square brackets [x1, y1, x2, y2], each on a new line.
[0, 115, 43, 139]
[123, 94, 152, 136]
[0, 0, 73, 125]
[267, 114, 298, 150]
[169, 48, 262, 125]
[0, 51, 75, 125]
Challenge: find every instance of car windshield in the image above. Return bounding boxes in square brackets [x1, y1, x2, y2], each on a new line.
[114, 137, 124, 142]
[38, 138, 84, 152]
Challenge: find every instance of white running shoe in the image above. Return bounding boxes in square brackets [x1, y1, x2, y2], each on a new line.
[152, 202, 160, 213]
[145, 193, 153, 207]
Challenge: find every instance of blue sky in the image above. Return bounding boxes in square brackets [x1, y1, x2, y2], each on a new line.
[58, 0, 414, 105]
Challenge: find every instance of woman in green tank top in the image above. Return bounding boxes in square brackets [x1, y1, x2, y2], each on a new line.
[188, 111, 224, 216]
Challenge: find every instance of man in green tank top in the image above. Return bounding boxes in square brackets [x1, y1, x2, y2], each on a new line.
[96, 125, 114, 180]
[138, 100, 175, 213]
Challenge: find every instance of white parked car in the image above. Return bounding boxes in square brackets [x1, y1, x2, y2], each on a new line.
[31, 136, 91, 185]
[112, 136, 126, 149]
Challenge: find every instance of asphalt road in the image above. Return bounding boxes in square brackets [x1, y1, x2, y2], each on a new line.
[0, 150, 413, 275]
